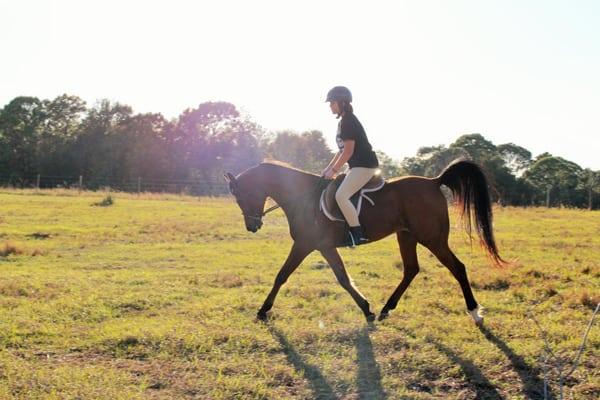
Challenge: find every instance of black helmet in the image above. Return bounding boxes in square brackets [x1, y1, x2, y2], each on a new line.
[326, 86, 352, 103]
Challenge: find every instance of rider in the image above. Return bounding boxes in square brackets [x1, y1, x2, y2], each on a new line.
[322, 86, 379, 247]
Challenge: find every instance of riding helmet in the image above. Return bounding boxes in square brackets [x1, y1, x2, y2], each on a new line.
[326, 86, 352, 103]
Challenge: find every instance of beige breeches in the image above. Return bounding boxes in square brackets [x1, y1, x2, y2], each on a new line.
[335, 167, 377, 227]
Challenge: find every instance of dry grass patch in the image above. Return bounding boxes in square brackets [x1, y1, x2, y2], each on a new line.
[0, 242, 24, 257]
[0, 241, 46, 258]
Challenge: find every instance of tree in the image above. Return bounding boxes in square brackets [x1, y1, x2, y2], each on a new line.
[450, 133, 496, 160]
[375, 150, 404, 178]
[449, 134, 518, 203]
[497, 143, 532, 176]
[0, 96, 46, 179]
[401, 145, 469, 177]
[523, 155, 584, 207]
[264, 130, 334, 172]
[37, 94, 87, 175]
[72, 100, 133, 180]
[579, 169, 600, 210]
[170, 102, 264, 181]
[117, 113, 171, 181]
[42, 94, 87, 140]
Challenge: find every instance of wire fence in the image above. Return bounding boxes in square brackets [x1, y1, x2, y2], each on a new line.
[0, 174, 230, 196]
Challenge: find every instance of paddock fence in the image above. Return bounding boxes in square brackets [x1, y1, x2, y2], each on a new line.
[0, 174, 230, 196]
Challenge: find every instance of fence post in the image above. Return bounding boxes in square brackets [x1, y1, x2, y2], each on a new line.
[36, 174, 40, 190]
[79, 175, 83, 194]
[138, 177, 141, 194]
[546, 186, 551, 208]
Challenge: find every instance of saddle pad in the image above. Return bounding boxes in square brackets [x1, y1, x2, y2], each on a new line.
[319, 175, 385, 222]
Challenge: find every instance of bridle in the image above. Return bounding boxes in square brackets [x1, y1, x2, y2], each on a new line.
[232, 177, 329, 222]
[241, 203, 280, 222]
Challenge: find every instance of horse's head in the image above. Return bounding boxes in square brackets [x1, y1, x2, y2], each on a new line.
[224, 171, 266, 233]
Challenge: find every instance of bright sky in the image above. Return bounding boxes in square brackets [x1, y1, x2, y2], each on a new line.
[1, 0, 599, 169]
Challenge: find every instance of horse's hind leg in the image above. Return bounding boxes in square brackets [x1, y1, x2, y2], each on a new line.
[320, 247, 376, 322]
[379, 231, 419, 321]
[427, 242, 483, 326]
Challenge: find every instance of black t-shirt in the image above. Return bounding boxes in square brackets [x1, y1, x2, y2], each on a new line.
[336, 113, 379, 168]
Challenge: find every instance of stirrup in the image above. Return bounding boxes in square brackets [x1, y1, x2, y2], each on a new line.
[338, 226, 369, 248]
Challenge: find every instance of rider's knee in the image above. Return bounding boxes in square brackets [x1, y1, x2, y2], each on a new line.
[335, 189, 346, 203]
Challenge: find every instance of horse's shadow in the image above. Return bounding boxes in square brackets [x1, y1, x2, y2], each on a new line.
[478, 325, 552, 399]
[355, 326, 386, 399]
[425, 336, 503, 399]
[268, 325, 386, 399]
[267, 323, 549, 399]
[424, 325, 551, 399]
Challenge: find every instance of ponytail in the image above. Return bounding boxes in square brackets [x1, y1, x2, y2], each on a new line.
[336, 101, 354, 119]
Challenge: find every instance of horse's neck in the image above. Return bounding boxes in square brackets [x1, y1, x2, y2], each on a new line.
[262, 166, 319, 209]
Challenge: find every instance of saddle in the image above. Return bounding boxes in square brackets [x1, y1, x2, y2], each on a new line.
[319, 170, 386, 222]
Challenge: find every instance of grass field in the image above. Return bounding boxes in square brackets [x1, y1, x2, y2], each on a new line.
[0, 189, 598, 399]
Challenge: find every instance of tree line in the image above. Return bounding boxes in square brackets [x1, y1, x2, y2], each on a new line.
[1, 95, 598, 208]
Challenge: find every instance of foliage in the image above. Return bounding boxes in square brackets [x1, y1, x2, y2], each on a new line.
[399, 133, 598, 209]
[1, 95, 598, 208]
[0, 97, 46, 177]
[263, 130, 333, 173]
[523, 155, 585, 207]
[375, 150, 405, 178]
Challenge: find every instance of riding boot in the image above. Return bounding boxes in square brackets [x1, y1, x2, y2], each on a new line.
[350, 226, 369, 246]
[338, 225, 369, 248]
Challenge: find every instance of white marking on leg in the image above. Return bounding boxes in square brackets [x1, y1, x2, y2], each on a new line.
[468, 306, 484, 326]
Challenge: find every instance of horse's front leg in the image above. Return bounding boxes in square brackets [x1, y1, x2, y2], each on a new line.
[320, 247, 375, 322]
[257, 242, 313, 320]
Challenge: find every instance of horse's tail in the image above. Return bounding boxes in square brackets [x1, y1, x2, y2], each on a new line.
[436, 158, 505, 266]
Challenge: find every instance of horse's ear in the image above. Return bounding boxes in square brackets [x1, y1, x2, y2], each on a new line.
[223, 172, 236, 183]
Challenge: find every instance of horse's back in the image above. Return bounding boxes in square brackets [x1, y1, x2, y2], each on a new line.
[377, 175, 450, 244]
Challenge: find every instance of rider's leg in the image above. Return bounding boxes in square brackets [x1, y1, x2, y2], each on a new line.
[335, 167, 376, 246]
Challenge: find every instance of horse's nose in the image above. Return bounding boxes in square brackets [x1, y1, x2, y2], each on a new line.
[246, 224, 259, 233]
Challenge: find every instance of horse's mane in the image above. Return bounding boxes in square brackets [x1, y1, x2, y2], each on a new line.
[259, 160, 319, 176]
[233, 160, 319, 181]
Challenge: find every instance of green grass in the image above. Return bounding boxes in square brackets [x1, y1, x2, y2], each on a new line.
[0, 189, 598, 399]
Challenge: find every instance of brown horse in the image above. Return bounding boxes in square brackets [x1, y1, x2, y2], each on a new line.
[224, 159, 504, 324]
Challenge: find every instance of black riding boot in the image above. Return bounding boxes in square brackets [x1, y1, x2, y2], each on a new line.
[339, 225, 369, 248]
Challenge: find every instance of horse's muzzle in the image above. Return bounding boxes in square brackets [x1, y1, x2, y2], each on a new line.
[246, 220, 263, 233]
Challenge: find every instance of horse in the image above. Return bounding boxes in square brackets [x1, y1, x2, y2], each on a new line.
[224, 159, 504, 325]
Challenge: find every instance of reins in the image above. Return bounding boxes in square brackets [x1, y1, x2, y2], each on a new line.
[242, 176, 329, 221]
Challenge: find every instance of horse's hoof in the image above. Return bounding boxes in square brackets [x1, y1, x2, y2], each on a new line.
[378, 311, 389, 321]
[256, 311, 268, 322]
[474, 317, 484, 327]
[366, 313, 376, 322]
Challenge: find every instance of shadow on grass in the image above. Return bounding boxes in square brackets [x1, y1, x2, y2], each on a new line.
[355, 327, 386, 399]
[478, 325, 553, 399]
[268, 326, 338, 400]
[426, 336, 502, 399]
[268, 325, 387, 400]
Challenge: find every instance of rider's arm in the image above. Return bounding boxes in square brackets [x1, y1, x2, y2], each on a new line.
[331, 140, 355, 172]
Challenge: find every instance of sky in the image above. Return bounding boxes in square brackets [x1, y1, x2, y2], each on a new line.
[1, 0, 599, 169]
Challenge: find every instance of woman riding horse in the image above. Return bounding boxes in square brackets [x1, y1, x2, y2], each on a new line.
[322, 86, 379, 248]
[224, 89, 504, 324]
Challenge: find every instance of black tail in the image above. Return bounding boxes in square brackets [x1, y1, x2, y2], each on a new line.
[437, 159, 505, 266]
